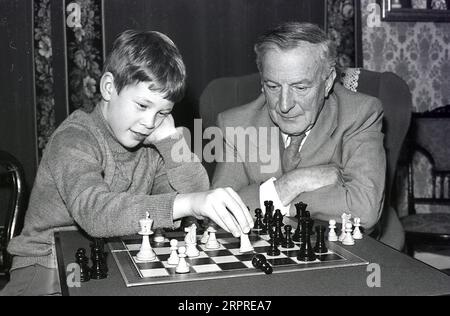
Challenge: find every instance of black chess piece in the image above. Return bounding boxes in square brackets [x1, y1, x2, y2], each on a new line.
[75, 248, 91, 282]
[253, 208, 264, 231]
[314, 225, 328, 254]
[273, 210, 284, 245]
[266, 227, 281, 257]
[90, 240, 108, 279]
[264, 200, 273, 225]
[261, 210, 271, 235]
[251, 254, 272, 275]
[297, 218, 316, 262]
[281, 225, 295, 249]
[292, 202, 307, 243]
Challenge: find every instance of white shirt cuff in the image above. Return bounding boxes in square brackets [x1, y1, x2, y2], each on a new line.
[259, 177, 291, 216]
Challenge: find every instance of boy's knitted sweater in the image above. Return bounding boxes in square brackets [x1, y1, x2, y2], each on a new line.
[8, 105, 209, 270]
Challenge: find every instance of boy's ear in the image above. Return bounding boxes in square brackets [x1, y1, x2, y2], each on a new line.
[100, 72, 116, 101]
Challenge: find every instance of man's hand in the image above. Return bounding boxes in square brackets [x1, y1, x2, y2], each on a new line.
[274, 164, 344, 206]
[143, 115, 179, 145]
[173, 188, 254, 237]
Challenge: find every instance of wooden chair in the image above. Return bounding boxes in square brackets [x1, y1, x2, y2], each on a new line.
[199, 68, 412, 250]
[0, 150, 27, 282]
[403, 111, 450, 257]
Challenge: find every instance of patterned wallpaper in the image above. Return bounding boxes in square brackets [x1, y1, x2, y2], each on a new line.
[361, 0, 450, 112]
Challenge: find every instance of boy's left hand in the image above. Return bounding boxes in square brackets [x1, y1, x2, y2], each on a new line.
[143, 115, 179, 145]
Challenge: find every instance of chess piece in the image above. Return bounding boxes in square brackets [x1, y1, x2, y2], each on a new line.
[328, 219, 338, 242]
[167, 239, 180, 265]
[239, 233, 254, 253]
[293, 202, 307, 243]
[314, 225, 328, 254]
[136, 213, 157, 262]
[261, 210, 271, 235]
[153, 228, 165, 243]
[75, 248, 91, 282]
[281, 225, 294, 249]
[200, 230, 209, 244]
[205, 226, 220, 249]
[273, 210, 284, 245]
[352, 217, 363, 240]
[253, 208, 263, 231]
[266, 228, 281, 257]
[342, 222, 355, 246]
[251, 254, 273, 274]
[273, 209, 284, 227]
[339, 213, 350, 242]
[90, 242, 107, 279]
[175, 246, 190, 274]
[297, 218, 316, 262]
[185, 224, 200, 257]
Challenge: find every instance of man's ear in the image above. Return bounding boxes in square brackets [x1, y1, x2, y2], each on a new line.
[100, 72, 116, 101]
[324, 68, 337, 97]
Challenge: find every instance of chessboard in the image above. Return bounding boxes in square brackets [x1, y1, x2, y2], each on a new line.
[108, 227, 368, 287]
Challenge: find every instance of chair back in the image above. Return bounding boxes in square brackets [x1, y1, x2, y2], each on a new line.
[0, 150, 27, 275]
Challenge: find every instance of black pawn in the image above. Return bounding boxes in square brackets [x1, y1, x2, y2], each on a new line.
[314, 225, 328, 254]
[75, 248, 91, 282]
[251, 254, 272, 275]
[273, 209, 284, 227]
[281, 225, 295, 248]
[266, 228, 281, 256]
[297, 218, 316, 262]
[90, 241, 107, 280]
[261, 210, 271, 235]
[253, 208, 264, 231]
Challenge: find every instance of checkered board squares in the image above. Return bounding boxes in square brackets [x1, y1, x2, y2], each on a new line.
[108, 230, 369, 287]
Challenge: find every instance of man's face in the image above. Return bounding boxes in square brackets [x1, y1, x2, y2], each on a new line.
[102, 81, 174, 149]
[261, 45, 331, 136]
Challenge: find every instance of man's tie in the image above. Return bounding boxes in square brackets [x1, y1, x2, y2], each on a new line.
[281, 134, 306, 173]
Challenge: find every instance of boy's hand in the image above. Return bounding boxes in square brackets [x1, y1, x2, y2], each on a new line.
[174, 188, 254, 237]
[143, 115, 179, 145]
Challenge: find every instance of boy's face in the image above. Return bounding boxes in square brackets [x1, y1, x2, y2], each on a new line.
[102, 81, 174, 149]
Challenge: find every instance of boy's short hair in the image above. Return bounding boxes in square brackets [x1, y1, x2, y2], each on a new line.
[103, 30, 186, 103]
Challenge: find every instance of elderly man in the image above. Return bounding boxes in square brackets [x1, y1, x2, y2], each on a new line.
[212, 22, 386, 231]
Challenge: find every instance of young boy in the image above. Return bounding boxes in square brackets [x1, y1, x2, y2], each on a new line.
[1, 30, 253, 296]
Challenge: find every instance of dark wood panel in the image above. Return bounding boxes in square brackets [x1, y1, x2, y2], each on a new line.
[103, 0, 326, 129]
[0, 0, 37, 189]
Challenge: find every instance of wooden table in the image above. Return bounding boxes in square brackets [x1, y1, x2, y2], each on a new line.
[55, 230, 450, 296]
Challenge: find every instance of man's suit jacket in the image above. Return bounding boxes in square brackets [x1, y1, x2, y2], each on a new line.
[212, 83, 386, 229]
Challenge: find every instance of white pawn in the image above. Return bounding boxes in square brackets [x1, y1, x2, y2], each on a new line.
[205, 226, 220, 249]
[167, 239, 179, 265]
[175, 246, 190, 274]
[239, 233, 254, 253]
[342, 222, 355, 246]
[200, 230, 209, 244]
[352, 217, 363, 240]
[328, 219, 338, 242]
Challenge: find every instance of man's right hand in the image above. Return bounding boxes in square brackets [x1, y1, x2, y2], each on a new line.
[274, 164, 344, 206]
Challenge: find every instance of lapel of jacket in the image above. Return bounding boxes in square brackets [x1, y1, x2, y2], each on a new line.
[298, 89, 339, 167]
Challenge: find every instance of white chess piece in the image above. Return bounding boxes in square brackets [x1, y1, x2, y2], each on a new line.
[167, 239, 180, 265]
[175, 246, 190, 274]
[342, 222, 355, 246]
[328, 219, 338, 242]
[185, 224, 200, 257]
[339, 213, 347, 242]
[136, 213, 156, 261]
[205, 226, 220, 249]
[153, 228, 165, 243]
[239, 233, 254, 253]
[352, 217, 363, 240]
[200, 230, 209, 244]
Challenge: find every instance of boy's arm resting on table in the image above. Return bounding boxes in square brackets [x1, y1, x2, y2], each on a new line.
[46, 128, 180, 238]
[285, 101, 386, 229]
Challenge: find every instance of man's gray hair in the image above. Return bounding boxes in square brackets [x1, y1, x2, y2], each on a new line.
[254, 22, 337, 75]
